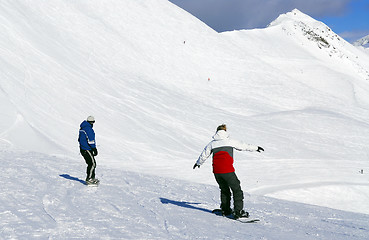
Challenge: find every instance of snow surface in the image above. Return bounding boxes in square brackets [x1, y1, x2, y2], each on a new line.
[1, 1, 369, 239]
[353, 34, 369, 48]
[2, 152, 369, 239]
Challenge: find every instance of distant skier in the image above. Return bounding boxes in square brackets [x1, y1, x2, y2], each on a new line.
[78, 116, 99, 185]
[193, 124, 264, 219]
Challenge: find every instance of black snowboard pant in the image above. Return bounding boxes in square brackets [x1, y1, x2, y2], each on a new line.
[80, 149, 96, 180]
[214, 172, 244, 213]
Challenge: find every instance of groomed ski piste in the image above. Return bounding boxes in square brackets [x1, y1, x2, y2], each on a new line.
[2, 152, 369, 239]
[1, 0, 369, 239]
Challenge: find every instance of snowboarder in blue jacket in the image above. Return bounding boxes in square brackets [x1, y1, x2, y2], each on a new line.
[78, 116, 99, 185]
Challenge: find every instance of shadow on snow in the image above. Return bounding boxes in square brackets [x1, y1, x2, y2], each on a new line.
[59, 174, 86, 185]
[160, 197, 212, 214]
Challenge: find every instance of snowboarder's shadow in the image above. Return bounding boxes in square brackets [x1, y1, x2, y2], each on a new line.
[160, 197, 212, 213]
[59, 174, 86, 185]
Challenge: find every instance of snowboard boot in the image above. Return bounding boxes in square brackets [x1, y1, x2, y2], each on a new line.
[234, 209, 249, 219]
[222, 208, 233, 216]
[86, 178, 99, 185]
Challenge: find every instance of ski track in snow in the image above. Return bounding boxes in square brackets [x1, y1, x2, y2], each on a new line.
[1, 151, 369, 240]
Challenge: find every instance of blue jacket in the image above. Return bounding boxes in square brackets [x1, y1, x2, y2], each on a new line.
[79, 120, 96, 150]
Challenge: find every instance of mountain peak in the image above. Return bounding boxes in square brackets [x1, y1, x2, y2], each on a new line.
[268, 9, 318, 27]
[353, 34, 369, 48]
[267, 9, 345, 51]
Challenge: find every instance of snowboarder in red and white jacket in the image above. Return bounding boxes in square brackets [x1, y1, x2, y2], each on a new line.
[193, 124, 264, 219]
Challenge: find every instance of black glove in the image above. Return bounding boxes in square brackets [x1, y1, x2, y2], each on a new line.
[256, 146, 264, 152]
[91, 148, 98, 156]
[193, 163, 200, 169]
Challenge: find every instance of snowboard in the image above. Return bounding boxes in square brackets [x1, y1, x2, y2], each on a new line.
[212, 209, 260, 223]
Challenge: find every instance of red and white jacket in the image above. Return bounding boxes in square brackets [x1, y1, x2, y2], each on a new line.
[196, 130, 258, 174]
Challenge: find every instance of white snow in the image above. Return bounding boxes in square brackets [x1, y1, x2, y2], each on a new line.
[2, 152, 369, 239]
[1, 0, 369, 239]
[353, 34, 369, 48]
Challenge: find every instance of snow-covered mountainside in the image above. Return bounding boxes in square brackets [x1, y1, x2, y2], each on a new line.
[354, 34, 369, 55]
[1, 1, 369, 238]
[354, 34, 369, 48]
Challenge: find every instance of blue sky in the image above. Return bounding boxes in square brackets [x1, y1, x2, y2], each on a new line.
[320, 0, 369, 42]
[169, 0, 369, 43]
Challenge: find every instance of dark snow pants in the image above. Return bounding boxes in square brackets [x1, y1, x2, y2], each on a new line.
[214, 172, 244, 213]
[80, 149, 96, 180]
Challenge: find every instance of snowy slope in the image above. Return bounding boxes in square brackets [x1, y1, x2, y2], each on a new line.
[354, 34, 369, 56]
[354, 34, 369, 48]
[2, 152, 369, 239]
[1, 0, 369, 238]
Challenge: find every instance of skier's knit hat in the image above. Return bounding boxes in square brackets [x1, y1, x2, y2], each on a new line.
[87, 116, 95, 123]
[216, 124, 227, 132]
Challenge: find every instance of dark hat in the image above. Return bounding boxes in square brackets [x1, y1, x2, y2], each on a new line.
[216, 124, 227, 132]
